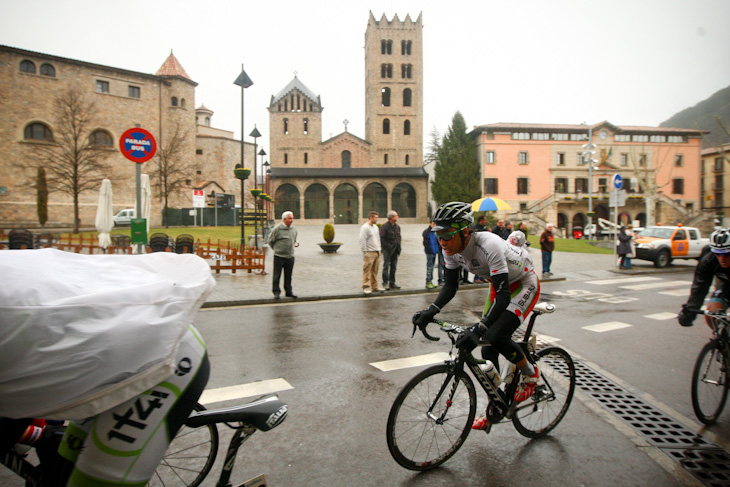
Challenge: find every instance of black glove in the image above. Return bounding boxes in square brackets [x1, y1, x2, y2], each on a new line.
[412, 304, 440, 328]
[455, 323, 485, 353]
[678, 305, 696, 327]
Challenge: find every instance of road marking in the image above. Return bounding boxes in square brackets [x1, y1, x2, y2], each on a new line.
[658, 289, 689, 296]
[620, 281, 691, 291]
[371, 352, 450, 372]
[586, 277, 661, 285]
[199, 378, 293, 405]
[582, 321, 632, 333]
[645, 312, 678, 321]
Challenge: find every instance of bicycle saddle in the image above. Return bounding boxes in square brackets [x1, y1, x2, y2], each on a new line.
[186, 394, 288, 431]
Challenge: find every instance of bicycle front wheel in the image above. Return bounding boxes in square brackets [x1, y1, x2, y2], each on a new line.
[386, 364, 476, 471]
[691, 340, 729, 425]
[150, 403, 219, 487]
[512, 346, 576, 438]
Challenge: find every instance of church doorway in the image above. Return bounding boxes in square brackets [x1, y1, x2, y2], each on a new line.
[334, 183, 358, 224]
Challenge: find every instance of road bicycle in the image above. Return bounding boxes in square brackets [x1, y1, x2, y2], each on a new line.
[2, 393, 288, 487]
[686, 308, 729, 425]
[386, 302, 575, 471]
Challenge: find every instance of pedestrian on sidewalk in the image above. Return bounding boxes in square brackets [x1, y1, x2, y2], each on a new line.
[266, 211, 299, 299]
[360, 211, 384, 295]
[422, 221, 443, 289]
[540, 223, 555, 278]
[380, 210, 402, 290]
[617, 226, 633, 269]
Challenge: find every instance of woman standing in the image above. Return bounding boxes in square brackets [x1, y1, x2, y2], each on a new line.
[617, 226, 633, 269]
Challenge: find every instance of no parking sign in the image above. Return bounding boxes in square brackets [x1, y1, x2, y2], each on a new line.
[119, 128, 157, 163]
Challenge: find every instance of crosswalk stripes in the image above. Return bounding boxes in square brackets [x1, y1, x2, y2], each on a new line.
[586, 276, 661, 286]
[370, 352, 450, 372]
[619, 281, 691, 291]
[658, 289, 689, 296]
[644, 312, 678, 321]
[582, 322, 632, 333]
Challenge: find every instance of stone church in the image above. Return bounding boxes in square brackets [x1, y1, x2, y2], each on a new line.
[267, 12, 429, 224]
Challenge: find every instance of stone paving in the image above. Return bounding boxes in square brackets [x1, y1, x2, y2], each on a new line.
[203, 223, 696, 307]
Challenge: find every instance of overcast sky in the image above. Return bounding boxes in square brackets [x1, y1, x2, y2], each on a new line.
[3, 0, 729, 156]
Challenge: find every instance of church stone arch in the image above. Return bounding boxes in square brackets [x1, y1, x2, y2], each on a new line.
[334, 183, 359, 224]
[274, 183, 301, 219]
[363, 182, 387, 218]
[392, 182, 416, 218]
[304, 183, 330, 219]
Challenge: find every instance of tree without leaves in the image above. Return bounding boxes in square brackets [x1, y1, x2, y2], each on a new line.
[151, 123, 196, 227]
[36, 167, 48, 227]
[430, 112, 481, 205]
[25, 88, 110, 233]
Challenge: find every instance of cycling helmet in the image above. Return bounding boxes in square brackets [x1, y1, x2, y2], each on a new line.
[710, 228, 730, 254]
[431, 202, 474, 231]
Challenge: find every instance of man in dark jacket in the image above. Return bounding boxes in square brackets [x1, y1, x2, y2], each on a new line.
[422, 221, 444, 288]
[492, 219, 510, 240]
[539, 223, 555, 278]
[380, 210, 402, 290]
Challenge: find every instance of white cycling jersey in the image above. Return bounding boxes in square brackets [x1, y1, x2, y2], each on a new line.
[444, 230, 534, 282]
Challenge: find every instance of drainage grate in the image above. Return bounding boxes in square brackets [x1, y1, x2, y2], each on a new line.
[569, 361, 730, 486]
[521, 326, 730, 486]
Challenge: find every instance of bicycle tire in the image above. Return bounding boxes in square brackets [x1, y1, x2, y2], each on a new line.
[512, 346, 575, 438]
[150, 402, 218, 487]
[691, 340, 729, 425]
[386, 364, 476, 471]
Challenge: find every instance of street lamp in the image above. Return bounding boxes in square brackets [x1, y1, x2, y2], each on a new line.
[581, 125, 599, 240]
[258, 148, 267, 234]
[263, 160, 271, 221]
[249, 127, 261, 247]
[233, 65, 253, 247]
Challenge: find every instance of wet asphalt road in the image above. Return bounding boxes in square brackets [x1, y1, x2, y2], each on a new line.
[185, 273, 727, 487]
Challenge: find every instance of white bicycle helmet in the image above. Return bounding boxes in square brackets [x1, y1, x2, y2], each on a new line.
[431, 202, 474, 232]
[710, 228, 730, 254]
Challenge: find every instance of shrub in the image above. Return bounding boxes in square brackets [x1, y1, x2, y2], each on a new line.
[323, 223, 335, 243]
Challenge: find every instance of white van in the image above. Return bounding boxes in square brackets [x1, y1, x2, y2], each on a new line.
[113, 209, 135, 226]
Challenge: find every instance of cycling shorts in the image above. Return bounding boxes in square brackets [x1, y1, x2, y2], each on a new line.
[60, 326, 209, 487]
[483, 271, 540, 323]
[709, 287, 730, 309]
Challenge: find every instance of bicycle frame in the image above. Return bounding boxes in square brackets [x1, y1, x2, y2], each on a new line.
[2, 446, 42, 487]
[431, 306, 548, 425]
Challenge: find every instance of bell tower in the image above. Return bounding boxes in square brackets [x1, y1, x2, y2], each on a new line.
[364, 11, 423, 168]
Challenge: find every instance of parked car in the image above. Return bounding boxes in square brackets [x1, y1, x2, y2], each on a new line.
[634, 225, 710, 268]
[113, 208, 135, 226]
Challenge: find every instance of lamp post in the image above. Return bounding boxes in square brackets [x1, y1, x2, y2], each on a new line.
[249, 127, 261, 247]
[581, 125, 598, 240]
[233, 65, 253, 247]
[258, 148, 267, 235]
[263, 160, 271, 221]
[233, 166, 251, 247]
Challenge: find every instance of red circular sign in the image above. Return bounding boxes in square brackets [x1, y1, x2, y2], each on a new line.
[119, 128, 157, 163]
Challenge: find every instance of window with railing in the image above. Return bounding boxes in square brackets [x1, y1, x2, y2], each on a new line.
[555, 178, 568, 193]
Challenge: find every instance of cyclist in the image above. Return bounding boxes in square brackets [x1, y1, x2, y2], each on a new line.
[0, 249, 213, 486]
[412, 202, 541, 430]
[678, 228, 730, 328]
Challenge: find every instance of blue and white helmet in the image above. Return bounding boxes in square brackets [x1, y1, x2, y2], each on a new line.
[710, 228, 730, 254]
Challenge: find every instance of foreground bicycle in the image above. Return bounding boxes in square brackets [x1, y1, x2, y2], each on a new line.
[686, 308, 730, 425]
[2, 393, 288, 487]
[386, 302, 575, 471]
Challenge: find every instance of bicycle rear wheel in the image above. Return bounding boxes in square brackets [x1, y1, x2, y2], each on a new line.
[386, 364, 476, 471]
[691, 340, 729, 425]
[150, 403, 218, 487]
[512, 346, 575, 438]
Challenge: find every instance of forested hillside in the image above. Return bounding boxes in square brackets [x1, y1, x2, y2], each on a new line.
[660, 84, 730, 147]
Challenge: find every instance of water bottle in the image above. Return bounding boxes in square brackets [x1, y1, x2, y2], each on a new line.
[503, 363, 517, 385]
[479, 360, 501, 386]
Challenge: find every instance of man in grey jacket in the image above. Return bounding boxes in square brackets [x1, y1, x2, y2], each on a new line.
[266, 211, 299, 299]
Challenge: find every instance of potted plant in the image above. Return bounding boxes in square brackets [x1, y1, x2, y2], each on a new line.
[318, 223, 343, 253]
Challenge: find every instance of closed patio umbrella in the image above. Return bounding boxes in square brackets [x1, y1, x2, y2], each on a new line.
[135, 174, 152, 234]
[94, 179, 113, 251]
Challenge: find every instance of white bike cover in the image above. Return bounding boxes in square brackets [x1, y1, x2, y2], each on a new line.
[0, 249, 215, 419]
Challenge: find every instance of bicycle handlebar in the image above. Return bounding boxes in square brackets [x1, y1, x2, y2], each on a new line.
[412, 318, 466, 342]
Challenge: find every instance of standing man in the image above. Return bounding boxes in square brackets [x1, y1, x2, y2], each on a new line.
[475, 215, 489, 232]
[266, 211, 299, 299]
[360, 211, 384, 295]
[540, 223, 555, 278]
[380, 210, 402, 290]
[422, 221, 443, 289]
[492, 219, 510, 240]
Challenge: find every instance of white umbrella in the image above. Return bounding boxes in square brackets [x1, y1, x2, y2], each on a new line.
[135, 174, 152, 234]
[94, 179, 113, 251]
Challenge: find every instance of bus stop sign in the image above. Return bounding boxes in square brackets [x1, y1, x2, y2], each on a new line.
[119, 128, 157, 163]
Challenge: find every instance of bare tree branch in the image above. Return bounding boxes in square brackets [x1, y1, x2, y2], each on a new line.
[151, 123, 196, 227]
[21, 88, 111, 232]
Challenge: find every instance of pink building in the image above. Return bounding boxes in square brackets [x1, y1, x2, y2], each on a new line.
[470, 121, 708, 235]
